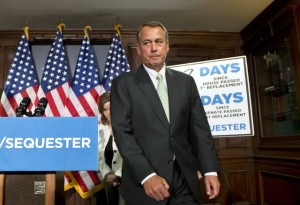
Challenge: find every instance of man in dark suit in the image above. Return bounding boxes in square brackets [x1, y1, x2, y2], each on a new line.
[111, 21, 220, 205]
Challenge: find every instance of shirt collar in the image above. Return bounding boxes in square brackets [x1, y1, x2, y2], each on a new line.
[144, 64, 166, 79]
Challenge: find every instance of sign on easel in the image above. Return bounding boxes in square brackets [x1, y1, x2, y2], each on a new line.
[170, 56, 254, 137]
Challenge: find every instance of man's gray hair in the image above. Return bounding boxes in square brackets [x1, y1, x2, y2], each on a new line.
[136, 21, 169, 43]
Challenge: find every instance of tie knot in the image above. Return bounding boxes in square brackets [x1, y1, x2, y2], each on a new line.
[156, 73, 163, 81]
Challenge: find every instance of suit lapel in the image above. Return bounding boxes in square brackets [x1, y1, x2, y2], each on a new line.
[135, 66, 169, 129]
[166, 68, 178, 132]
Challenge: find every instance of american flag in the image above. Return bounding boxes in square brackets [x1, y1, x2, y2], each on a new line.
[102, 33, 130, 91]
[64, 26, 103, 198]
[0, 27, 39, 117]
[35, 24, 70, 116]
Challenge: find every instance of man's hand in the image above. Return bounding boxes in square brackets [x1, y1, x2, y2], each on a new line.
[204, 175, 220, 199]
[143, 175, 170, 201]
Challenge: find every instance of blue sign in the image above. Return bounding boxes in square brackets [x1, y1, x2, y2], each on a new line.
[0, 117, 98, 171]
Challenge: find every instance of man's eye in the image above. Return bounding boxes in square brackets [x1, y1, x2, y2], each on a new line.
[156, 40, 164, 44]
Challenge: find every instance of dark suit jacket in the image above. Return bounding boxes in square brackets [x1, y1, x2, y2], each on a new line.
[111, 65, 220, 205]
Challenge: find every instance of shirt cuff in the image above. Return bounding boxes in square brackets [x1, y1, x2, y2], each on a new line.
[141, 173, 156, 185]
[204, 172, 217, 176]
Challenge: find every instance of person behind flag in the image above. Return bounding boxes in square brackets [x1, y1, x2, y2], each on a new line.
[0, 26, 39, 117]
[110, 21, 220, 205]
[98, 91, 124, 205]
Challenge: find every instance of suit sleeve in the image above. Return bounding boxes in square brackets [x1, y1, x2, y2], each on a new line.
[189, 77, 220, 173]
[110, 76, 155, 185]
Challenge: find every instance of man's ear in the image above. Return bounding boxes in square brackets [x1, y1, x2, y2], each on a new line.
[166, 42, 170, 53]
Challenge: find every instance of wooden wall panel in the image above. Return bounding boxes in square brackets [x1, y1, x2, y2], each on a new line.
[216, 158, 256, 205]
[255, 157, 300, 205]
[219, 47, 239, 58]
[228, 171, 250, 202]
[259, 171, 300, 205]
[167, 45, 216, 65]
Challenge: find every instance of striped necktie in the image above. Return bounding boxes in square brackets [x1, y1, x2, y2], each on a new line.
[156, 73, 169, 122]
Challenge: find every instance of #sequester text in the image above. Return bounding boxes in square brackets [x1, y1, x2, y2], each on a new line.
[0, 137, 91, 149]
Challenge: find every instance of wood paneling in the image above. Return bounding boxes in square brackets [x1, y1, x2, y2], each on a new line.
[217, 158, 256, 205]
[255, 157, 300, 205]
[259, 171, 300, 205]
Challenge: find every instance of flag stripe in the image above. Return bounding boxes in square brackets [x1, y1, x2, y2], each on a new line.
[87, 171, 102, 185]
[64, 91, 80, 116]
[43, 83, 70, 116]
[64, 86, 101, 118]
[70, 171, 89, 192]
[45, 93, 59, 116]
[66, 171, 103, 198]
[77, 95, 93, 116]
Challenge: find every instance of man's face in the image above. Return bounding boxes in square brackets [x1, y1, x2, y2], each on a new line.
[136, 26, 169, 72]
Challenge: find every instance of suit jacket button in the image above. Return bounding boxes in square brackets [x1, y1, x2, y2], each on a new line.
[113, 161, 116, 164]
[114, 150, 117, 153]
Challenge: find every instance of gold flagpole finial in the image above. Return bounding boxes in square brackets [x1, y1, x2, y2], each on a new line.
[84, 25, 92, 41]
[23, 26, 29, 40]
[114, 17, 122, 38]
[57, 21, 66, 33]
[23, 20, 29, 40]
